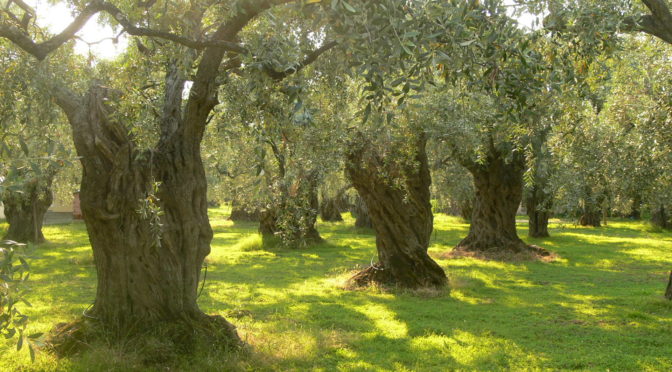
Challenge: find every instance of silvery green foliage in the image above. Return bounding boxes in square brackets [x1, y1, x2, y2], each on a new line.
[0, 240, 41, 361]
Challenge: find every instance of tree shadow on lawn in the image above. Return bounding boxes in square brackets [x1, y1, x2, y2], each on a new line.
[5, 215, 671, 370]
[199, 218, 672, 370]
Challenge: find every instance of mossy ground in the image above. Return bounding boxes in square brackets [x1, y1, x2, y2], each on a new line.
[1, 209, 671, 371]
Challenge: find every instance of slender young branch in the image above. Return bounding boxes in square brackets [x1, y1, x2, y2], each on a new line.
[263, 41, 338, 80]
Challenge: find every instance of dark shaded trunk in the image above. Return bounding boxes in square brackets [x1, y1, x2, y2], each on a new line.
[652, 205, 670, 229]
[459, 199, 473, 222]
[455, 154, 545, 257]
[526, 184, 551, 238]
[579, 208, 602, 227]
[628, 194, 642, 220]
[2, 175, 54, 244]
[346, 135, 447, 289]
[229, 200, 260, 222]
[320, 187, 349, 222]
[351, 195, 373, 229]
[665, 271, 672, 300]
[578, 188, 603, 227]
[320, 197, 343, 222]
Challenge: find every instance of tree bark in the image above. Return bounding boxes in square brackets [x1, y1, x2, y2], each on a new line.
[2, 174, 54, 244]
[526, 184, 551, 238]
[652, 205, 670, 229]
[320, 197, 343, 221]
[665, 271, 672, 300]
[47, 84, 241, 353]
[459, 199, 473, 222]
[351, 195, 373, 229]
[454, 153, 546, 257]
[345, 135, 447, 289]
[579, 208, 602, 227]
[628, 194, 642, 220]
[229, 200, 260, 222]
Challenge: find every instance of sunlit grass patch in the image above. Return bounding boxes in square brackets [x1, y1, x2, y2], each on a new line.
[1, 209, 672, 371]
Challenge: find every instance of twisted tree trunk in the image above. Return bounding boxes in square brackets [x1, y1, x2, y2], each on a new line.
[2, 174, 54, 244]
[45, 86, 241, 351]
[346, 136, 446, 289]
[320, 197, 343, 222]
[1, 0, 335, 356]
[454, 152, 546, 257]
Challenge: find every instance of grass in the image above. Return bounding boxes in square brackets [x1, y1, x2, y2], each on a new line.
[1, 209, 672, 371]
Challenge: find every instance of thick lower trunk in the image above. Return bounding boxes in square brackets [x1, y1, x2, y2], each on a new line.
[346, 136, 446, 289]
[351, 195, 373, 229]
[455, 155, 543, 256]
[579, 209, 602, 227]
[665, 271, 672, 300]
[320, 192, 345, 222]
[50, 86, 241, 353]
[459, 199, 473, 222]
[229, 200, 260, 222]
[652, 205, 670, 229]
[2, 177, 54, 244]
[628, 194, 642, 220]
[526, 185, 551, 238]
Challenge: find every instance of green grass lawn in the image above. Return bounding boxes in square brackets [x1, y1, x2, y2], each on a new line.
[1, 210, 671, 371]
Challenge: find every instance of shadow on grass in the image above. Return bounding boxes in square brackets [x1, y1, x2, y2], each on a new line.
[1, 211, 671, 370]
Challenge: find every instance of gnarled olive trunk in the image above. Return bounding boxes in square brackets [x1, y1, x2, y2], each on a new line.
[579, 208, 602, 227]
[578, 188, 603, 227]
[229, 200, 260, 222]
[346, 136, 446, 289]
[526, 184, 551, 238]
[459, 199, 473, 222]
[455, 155, 530, 254]
[351, 195, 373, 229]
[320, 197, 343, 221]
[51, 84, 241, 350]
[2, 175, 54, 244]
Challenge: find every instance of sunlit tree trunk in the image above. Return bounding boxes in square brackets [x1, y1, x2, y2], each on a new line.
[47, 84, 241, 351]
[346, 135, 447, 289]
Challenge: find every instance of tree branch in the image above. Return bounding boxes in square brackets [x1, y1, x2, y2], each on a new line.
[622, 1, 672, 45]
[263, 40, 338, 80]
[0, 0, 247, 60]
